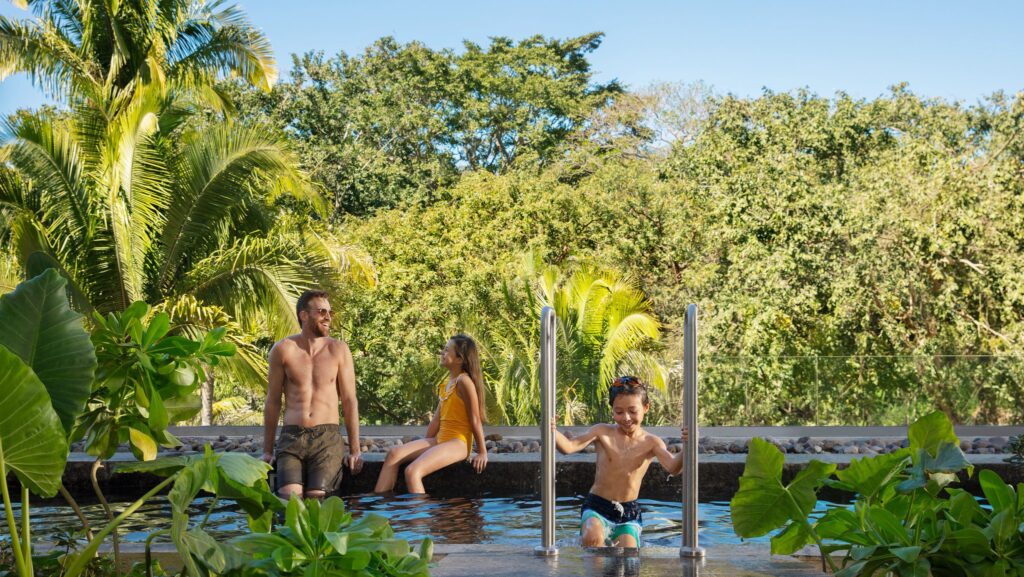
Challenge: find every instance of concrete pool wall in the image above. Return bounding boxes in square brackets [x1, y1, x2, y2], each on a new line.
[26, 424, 1024, 501]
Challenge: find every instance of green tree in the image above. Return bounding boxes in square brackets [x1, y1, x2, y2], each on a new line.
[0, 0, 276, 110]
[231, 33, 621, 216]
[0, 102, 372, 418]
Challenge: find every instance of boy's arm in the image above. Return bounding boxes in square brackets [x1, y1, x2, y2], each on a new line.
[652, 425, 689, 476]
[553, 424, 600, 455]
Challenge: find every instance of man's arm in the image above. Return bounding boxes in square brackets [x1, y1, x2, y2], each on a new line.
[554, 424, 600, 455]
[262, 343, 286, 463]
[337, 341, 362, 474]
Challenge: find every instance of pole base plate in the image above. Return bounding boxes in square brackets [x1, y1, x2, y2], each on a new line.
[679, 546, 706, 558]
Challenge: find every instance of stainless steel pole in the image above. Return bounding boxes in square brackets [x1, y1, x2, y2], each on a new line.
[680, 303, 705, 558]
[535, 306, 559, 556]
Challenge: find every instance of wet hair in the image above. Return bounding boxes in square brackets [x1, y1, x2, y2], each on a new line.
[449, 334, 488, 424]
[296, 289, 330, 326]
[608, 375, 649, 406]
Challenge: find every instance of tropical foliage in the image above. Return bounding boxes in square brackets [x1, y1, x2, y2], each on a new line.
[3, 0, 1023, 427]
[228, 33, 621, 216]
[0, 0, 276, 108]
[731, 411, 1024, 576]
[78, 301, 235, 461]
[0, 269, 95, 577]
[115, 453, 431, 577]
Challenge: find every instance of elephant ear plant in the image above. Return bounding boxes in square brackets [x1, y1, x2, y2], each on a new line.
[0, 269, 97, 577]
[731, 411, 1024, 576]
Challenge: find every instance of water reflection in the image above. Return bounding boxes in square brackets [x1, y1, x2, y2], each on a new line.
[585, 554, 642, 577]
[347, 494, 488, 544]
[1, 495, 844, 548]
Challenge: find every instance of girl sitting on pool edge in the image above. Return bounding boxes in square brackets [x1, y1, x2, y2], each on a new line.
[553, 376, 688, 548]
[374, 334, 488, 494]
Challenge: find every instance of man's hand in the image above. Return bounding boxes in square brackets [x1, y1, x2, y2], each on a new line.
[345, 451, 363, 474]
[681, 426, 689, 444]
[471, 451, 488, 474]
[261, 452, 274, 464]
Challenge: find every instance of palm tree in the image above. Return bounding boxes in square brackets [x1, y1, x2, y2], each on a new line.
[472, 262, 666, 424]
[0, 0, 276, 110]
[0, 0, 371, 423]
[0, 101, 374, 419]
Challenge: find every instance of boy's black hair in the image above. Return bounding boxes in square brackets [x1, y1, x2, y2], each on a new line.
[609, 375, 649, 406]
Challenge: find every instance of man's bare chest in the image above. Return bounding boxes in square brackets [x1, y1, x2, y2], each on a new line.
[283, 354, 340, 386]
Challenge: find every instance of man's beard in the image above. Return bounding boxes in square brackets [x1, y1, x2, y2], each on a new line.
[310, 323, 330, 337]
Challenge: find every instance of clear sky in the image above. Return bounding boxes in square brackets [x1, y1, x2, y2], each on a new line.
[1, 0, 1022, 115]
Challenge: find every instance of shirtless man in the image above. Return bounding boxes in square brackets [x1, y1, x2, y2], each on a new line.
[553, 376, 688, 547]
[263, 289, 362, 499]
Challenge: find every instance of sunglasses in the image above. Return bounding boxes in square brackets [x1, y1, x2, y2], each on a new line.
[610, 376, 644, 391]
[309, 307, 333, 317]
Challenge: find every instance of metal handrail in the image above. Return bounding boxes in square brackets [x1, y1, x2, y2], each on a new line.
[535, 306, 558, 556]
[680, 303, 705, 558]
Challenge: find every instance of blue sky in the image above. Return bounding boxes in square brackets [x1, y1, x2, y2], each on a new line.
[2, 0, 1022, 114]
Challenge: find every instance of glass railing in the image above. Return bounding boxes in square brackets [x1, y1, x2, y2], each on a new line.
[690, 355, 1024, 426]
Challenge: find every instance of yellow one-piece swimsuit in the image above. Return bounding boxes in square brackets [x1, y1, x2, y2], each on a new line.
[435, 377, 473, 453]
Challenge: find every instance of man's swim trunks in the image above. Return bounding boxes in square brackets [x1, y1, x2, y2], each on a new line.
[580, 492, 643, 545]
[275, 424, 345, 493]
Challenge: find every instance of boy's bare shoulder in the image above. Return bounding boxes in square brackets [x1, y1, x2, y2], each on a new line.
[590, 423, 618, 436]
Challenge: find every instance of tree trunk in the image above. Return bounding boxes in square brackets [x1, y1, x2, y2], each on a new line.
[201, 368, 214, 425]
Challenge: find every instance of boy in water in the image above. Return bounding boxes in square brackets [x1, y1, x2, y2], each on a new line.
[553, 376, 688, 548]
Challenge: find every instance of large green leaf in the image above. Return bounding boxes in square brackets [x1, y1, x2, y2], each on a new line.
[832, 450, 912, 500]
[0, 346, 69, 497]
[0, 268, 95, 434]
[908, 411, 957, 457]
[978, 469, 1015, 515]
[730, 438, 835, 538]
[897, 443, 971, 493]
[770, 521, 812, 555]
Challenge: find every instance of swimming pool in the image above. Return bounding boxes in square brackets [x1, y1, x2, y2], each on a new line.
[2, 494, 845, 548]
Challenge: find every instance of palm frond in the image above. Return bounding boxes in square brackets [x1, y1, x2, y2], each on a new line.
[184, 235, 315, 338]
[0, 12, 101, 101]
[159, 122, 309, 289]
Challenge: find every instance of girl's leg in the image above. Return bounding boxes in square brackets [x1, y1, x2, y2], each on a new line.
[403, 439, 470, 494]
[374, 438, 436, 493]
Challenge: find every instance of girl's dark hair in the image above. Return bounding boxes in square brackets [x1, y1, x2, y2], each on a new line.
[608, 375, 649, 406]
[450, 334, 487, 424]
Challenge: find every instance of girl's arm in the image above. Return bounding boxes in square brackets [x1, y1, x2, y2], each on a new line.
[456, 375, 488, 473]
[425, 400, 442, 439]
[554, 424, 600, 455]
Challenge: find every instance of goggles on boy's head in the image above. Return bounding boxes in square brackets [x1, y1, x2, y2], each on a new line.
[609, 375, 645, 393]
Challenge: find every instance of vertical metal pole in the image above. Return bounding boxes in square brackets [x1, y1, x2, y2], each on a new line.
[535, 306, 558, 556]
[680, 304, 705, 558]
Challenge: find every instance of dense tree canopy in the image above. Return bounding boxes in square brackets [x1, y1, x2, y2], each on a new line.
[229, 33, 621, 216]
[4, 12, 1022, 425]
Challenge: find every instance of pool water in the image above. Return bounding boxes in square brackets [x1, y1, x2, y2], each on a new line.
[1, 494, 845, 548]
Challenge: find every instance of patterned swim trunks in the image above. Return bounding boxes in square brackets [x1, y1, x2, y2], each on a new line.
[580, 493, 643, 546]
